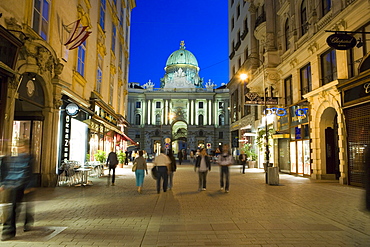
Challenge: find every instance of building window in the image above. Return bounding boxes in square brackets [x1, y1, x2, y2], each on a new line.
[285, 19, 290, 51]
[231, 17, 235, 30]
[136, 101, 141, 108]
[156, 102, 161, 108]
[321, 49, 337, 85]
[237, 4, 241, 19]
[155, 114, 161, 125]
[231, 0, 234, 7]
[109, 75, 114, 105]
[120, 6, 124, 27]
[135, 114, 141, 125]
[111, 23, 116, 53]
[77, 41, 86, 76]
[321, 0, 331, 16]
[219, 131, 224, 139]
[96, 54, 103, 94]
[199, 102, 204, 109]
[219, 114, 225, 126]
[244, 17, 248, 34]
[198, 114, 204, 125]
[99, 0, 106, 30]
[244, 105, 251, 116]
[285, 76, 293, 106]
[117, 85, 121, 113]
[300, 63, 312, 98]
[32, 0, 50, 40]
[119, 44, 123, 69]
[301, 0, 308, 36]
[219, 102, 224, 109]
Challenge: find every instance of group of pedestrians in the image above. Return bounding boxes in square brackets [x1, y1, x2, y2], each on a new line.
[195, 144, 234, 192]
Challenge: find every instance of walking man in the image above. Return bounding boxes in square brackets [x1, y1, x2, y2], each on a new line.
[218, 144, 234, 193]
[153, 148, 171, 193]
[106, 149, 118, 186]
[194, 148, 211, 191]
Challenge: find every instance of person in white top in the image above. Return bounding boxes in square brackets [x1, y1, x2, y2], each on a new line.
[217, 144, 234, 192]
[153, 149, 171, 194]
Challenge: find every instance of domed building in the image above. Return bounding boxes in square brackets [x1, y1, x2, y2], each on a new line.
[127, 41, 230, 158]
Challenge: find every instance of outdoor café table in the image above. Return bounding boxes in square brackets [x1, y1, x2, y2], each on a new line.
[76, 167, 92, 186]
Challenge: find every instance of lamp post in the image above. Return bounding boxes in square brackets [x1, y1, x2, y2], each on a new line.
[242, 57, 270, 183]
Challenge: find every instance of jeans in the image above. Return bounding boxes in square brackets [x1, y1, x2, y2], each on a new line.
[108, 165, 116, 184]
[198, 171, 208, 189]
[135, 169, 145, 187]
[156, 166, 168, 193]
[220, 166, 230, 190]
[168, 172, 174, 189]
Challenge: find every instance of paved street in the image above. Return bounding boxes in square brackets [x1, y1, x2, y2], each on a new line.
[2, 162, 370, 246]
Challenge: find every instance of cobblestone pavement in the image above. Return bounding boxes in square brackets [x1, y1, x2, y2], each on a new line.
[2, 162, 370, 246]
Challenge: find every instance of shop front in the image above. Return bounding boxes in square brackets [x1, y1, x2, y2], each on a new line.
[289, 104, 311, 176]
[339, 61, 370, 187]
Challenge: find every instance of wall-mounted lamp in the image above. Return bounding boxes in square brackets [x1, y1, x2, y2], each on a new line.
[357, 38, 364, 48]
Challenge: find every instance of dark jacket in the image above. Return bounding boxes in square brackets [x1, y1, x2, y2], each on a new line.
[169, 155, 177, 172]
[106, 152, 118, 167]
[0, 153, 33, 189]
[194, 155, 211, 171]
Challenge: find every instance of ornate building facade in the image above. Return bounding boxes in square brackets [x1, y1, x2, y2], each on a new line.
[0, 0, 136, 186]
[128, 42, 230, 157]
[228, 0, 370, 186]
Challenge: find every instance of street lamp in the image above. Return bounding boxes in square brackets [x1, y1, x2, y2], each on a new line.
[243, 57, 270, 182]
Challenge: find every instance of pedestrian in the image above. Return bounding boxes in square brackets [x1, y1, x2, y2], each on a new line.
[153, 148, 171, 194]
[0, 140, 35, 241]
[178, 150, 183, 165]
[190, 150, 195, 164]
[124, 151, 129, 166]
[133, 150, 148, 193]
[239, 152, 247, 174]
[218, 144, 234, 193]
[194, 148, 211, 191]
[106, 149, 118, 186]
[167, 149, 177, 190]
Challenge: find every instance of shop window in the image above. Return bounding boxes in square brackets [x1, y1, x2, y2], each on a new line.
[32, 0, 50, 40]
[321, 48, 337, 85]
[300, 63, 312, 98]
[99, 0, 106, 30]
[77, 41, 86, 76]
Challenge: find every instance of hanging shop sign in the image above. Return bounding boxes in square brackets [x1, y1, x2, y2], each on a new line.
[65, 102, 79, 116]
[245, 92, 278, 105]
[62, 114, 71, 160]
[326, 33, 356, 50]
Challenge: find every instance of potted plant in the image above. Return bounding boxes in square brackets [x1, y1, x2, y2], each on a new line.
[93, 150, 107, 164]
[241, 143, 258, 168]
[117, 151, 126, 168]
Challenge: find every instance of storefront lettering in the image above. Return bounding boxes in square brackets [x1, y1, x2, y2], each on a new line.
[364, 83, 370, 94]
[295, 108, 309, 117]
[265, 107, 309, 117]
[63, 115, 71, 160]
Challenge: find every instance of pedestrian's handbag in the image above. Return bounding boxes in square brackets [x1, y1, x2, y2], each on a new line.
[132, 161, 137, 172]
[151, 167, 158, 179]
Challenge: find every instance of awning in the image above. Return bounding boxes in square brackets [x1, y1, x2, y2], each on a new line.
[120, 133, 137, 145]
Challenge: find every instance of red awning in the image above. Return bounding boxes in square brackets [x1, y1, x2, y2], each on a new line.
[118, 133, 136, 145]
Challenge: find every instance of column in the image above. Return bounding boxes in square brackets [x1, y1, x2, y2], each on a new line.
[147, 100, 151, 125]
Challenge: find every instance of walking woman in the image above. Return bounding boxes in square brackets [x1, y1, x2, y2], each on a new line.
[134, 150, 148, 193]
[194, 148, 211, 191]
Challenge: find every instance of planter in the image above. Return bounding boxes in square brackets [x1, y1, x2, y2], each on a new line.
[118, 163, 123, 168]
[248, 161, 256, 168]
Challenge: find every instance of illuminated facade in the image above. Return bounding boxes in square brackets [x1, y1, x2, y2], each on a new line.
[228, 0, 370, 186]
[127, 42, 230, 157]
[0, 0, 136, 186]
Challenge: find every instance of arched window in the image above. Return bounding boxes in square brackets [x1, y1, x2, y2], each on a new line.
[219, 114, 225, 126]
[285, 19, 290, 51]
[155, 114, 161, 125]
[198, 114, 204, 126]
[135, 114, 141, 125]
[301, 0, 308, 36]
[322, 0, 331, 16]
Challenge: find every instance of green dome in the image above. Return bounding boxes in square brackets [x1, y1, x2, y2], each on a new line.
[166, 41, 198, 67]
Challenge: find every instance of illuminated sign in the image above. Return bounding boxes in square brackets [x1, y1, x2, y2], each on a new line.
[265, 107, 309, 117]
[326, 33, 356, 50]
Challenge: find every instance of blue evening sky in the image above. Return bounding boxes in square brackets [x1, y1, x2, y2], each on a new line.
[129, 0, 229, 88]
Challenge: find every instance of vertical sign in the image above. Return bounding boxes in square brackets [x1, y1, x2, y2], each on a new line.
[63, 114, 71, 160]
